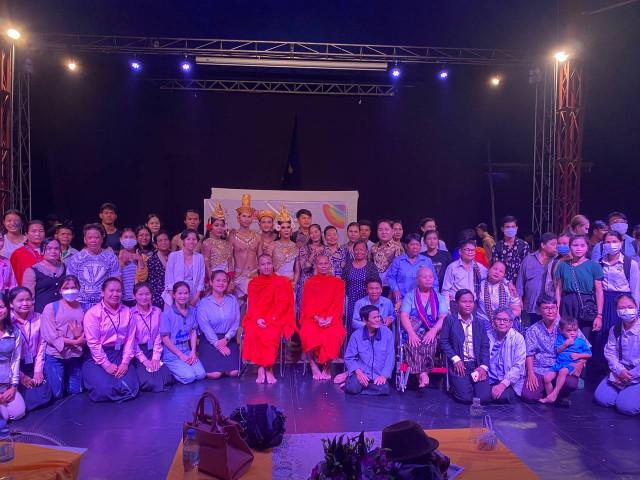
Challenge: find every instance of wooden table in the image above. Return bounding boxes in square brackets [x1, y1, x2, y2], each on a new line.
[0, 442, 84, 479]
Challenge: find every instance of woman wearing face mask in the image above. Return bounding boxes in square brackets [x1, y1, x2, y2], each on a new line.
[147, 230, 171, 310]
[40, 276, 85, 399]
[594, 294, 640, 416]
[11, 220, 46, 286]
[9, 287, 53, 411]
[22, 238, 66, 313]
[118, 228, 148, 307]
[82, 277, 139, 402]
[0, 292, 25, 424]
[130, 282, 173, 392]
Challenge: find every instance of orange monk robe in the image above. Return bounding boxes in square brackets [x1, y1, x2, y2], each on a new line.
[300, 274, 346, 364]
[241, 273, 296, 367]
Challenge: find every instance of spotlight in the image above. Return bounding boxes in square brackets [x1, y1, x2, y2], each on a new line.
[180, 60, 192, 72]
[66, 60, 78, 71]
[490, 75, 501, 87]
[6, 28, 21, 40]
[554, 51, 569, 62]
[130, 60, 142, 71]
[390, 64, 401, 79]
[438, 69, 448, 80]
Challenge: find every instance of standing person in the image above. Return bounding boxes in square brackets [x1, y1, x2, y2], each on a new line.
[475, 223, 496, 263]
[352, 278, 394, 331]
[420, 230, 452, 290]
[442, 239, 488, 312]
[118, 228, 148, 307]
[555, 235, 604, 341]
[418, 217, 447, 252]
[438, 289, 491, 404]
[65, 224, 121, 309]
[487, 307, 526, 404]
[197, 271, 240, 379]
[242, 254, 296, 384]
[130, 283, 173, 392]
[370, 219, 404, 296]
[491, 216, 530, 286]
[358, 219, 374, 251]
[291, 209, 313, 249]
[567, 214, 590, 237]
[399, 267, 449, 389]
[135, 225, 154, 258]
[171, 209, 204, 252]
[293, 224, 325, 312]
[270, 204, 298, 283]
[22, 238, 66, 313]
[588, 220, 608, 258]
[98, 203, 121, 253]
[476, 261, 522, 332]
[40, 276, 85, 399]
[592, 211, 636, 260]
[202, 202, 234, 279]
[82, 277, 139, 402]
[0, 234, 17, 293]
[160, 282, 206, 384]
[229, 195, 260, 305]
[323, 226, 348, 278]
[55, 224, 79, 261]
[387, 233, 438, 305]
[145, 214, 162, 241]
[9, 287, 53, 411]
[594, 294, 640, 416]
[0, 293, 25, 423]
[392, 221, 404, 246]
[1, 210, 26, 259]
[10, 220, 45, 286]
[147, 230, 170, 310]
[300, 255, 346, 381]
[164, 229, 206, 308]
[342, 241, 381, 330]
[257, 209, 277, 256]
[342, 222, 361, 262]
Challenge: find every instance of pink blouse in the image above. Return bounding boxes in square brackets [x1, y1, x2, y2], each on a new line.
[83, 302, 136, 368]
[40, 301, 84, 359]
[11, 311, 46, 374]
[130, 305, 163, 362]
[0, 256, 17, 291]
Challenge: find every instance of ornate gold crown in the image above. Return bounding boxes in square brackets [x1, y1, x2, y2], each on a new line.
[276, 203, 292, 223]
[236, 193, 256, 215]
[257, 209, 276, 221]
[211, 201, 226, 221]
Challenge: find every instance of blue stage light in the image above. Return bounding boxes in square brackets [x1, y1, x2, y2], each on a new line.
[438, 69, 448, 80]
[181, 60, 192, 72]
[390, 66, 401, 78]
[130, 60, 142, 71]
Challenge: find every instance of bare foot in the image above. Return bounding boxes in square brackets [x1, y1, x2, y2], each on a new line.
[207, 372, 223, 380]
[418, 373, 430, 388]
[228, 370, 239, 377]
[311, 364, 324, 381]
[333, 371, 348, 384]
[321, 367, 332, 380]
[545, 392, 558, 403]
[265, 370, 278, 384]
[256, 367, 266, 384]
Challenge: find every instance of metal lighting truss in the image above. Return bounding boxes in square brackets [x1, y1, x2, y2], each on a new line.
[0, 46, 11, 213]
[11, 56, 32, 219]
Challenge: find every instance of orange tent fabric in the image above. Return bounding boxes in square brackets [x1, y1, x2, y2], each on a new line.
[299, 274, 345, 364]
[241, 273, 296, 367]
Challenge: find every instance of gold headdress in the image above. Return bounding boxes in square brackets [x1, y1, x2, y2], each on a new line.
[276, 203, 292, 223]
[257, 209, 276, 221]
[236, 194, 256, 215]
[211, 201, 226, 221]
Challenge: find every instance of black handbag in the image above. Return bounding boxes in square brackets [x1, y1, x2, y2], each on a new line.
[570, 264, 598, 323]
[229, 403, 286, 451]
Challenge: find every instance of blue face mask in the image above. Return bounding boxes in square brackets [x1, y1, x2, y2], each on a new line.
[557, 244, 570, 256]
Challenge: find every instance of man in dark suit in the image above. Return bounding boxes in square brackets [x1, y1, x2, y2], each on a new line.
[439, 288, 491, 404]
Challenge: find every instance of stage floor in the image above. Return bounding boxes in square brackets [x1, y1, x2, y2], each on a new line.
[12, 365, 640, 480]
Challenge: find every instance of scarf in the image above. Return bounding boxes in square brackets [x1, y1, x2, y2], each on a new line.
[483, 281, 509, 322]
[415, 288, 439, 329]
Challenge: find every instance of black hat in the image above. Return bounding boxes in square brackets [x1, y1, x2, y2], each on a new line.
[381, 420, 439, 462]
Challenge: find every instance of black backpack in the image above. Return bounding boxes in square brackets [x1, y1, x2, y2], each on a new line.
[230, 404, 286, 451]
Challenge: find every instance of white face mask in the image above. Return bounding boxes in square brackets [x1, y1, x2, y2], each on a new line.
[504, 227, 518, 238]
[120, 238, 137, 250]
[61, 289, 80, 302]
[617, 308, 637, 322]
[604, 242, 622, 255]
[611, 222, 628, 235]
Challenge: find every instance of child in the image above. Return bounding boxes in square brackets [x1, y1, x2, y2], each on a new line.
[540, 317, 591, 403]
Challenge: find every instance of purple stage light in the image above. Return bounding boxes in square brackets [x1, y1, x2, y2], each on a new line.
[390, 66, 401, 78]
[181, 60, 192, 72]
[439, 70, 448, 80]
[130, 60, 142, 71]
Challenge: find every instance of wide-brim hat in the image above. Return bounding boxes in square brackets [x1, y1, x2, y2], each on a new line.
[381, 420, 439, 462]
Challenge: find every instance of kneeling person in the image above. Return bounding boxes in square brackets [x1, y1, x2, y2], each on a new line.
[344, 305, 394, 395]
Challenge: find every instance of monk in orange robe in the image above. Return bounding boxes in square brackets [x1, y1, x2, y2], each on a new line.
[300, 255, 346, 380]
[242, 254, 296, 384]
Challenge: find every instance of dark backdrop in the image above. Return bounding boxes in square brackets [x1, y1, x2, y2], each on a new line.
[6, 0, 640, 242]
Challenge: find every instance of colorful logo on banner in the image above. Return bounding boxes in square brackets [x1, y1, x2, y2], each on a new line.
[322, 203, 346, 229]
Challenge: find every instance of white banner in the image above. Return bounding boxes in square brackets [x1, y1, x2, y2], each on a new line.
[204, 188, 359, 243]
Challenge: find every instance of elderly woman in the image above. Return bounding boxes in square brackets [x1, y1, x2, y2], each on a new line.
[487, 307, 526, 403]
[594, 294, 640, 416]
[399, 267, 448, 389]
[476, 261, 522, 332]
[388, 233, 438, 305]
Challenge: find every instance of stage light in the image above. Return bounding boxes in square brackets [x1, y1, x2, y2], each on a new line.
[130, 60, 142, 71]
[554, 51, 569, 62]
[6, 28, 21, 40]
[66, 60, 78, 71]
[490, 75, 501, 87]
[390, 64, 401, 79]
[438, 69, 448, 80]
[180, 59, 192, 72]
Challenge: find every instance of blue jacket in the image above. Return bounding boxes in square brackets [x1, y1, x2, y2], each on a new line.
[345, 325, 395, 379]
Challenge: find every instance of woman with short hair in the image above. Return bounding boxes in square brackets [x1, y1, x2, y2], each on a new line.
[11, 220, 45, 286]
[163, 229, 206, 307]
[147, 230, 170, 309]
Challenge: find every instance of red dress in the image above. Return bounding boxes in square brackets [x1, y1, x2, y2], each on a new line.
[10, 245, 43, 286]
[241, 273, 296, 367]
[300, 274, 346, 364]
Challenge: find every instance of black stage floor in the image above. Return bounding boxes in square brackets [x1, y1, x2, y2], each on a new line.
[12, 366, 640, 480]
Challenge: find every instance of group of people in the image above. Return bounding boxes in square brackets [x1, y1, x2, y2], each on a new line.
[0, 198, 638, 426]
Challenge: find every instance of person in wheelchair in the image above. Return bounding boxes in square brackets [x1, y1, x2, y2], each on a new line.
[399, 267, 449, 389]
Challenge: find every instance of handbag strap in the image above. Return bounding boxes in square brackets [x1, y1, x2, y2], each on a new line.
[569, 263, 585, 309]
[193, 392, 224, 432]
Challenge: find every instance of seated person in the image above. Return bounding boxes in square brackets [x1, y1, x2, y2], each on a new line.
[241, 254, 296, 385]
[476, 261, 522, 332]
[399, 266, 448, 389]
[0, 293, 25, 424]
[351, 279, 395, 331]
[438, 289, 491, 404]
[300, 255, 346, 381]
[343, 305, 394, 395]
[540, 317, 592, 403]
[487, 307, 526, 403]
[594, 294, 640, 416]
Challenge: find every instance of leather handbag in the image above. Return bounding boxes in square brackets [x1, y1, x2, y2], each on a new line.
[183, 392, 254, 479]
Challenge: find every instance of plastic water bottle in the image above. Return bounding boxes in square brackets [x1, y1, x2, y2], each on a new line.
[183, 428, 200, 475]
[469, 397, 484, 443]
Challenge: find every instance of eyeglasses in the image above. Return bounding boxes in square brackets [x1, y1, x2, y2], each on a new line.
[461, 248, 476, 254]
[494, 318, 512, 324]
[541, 305, 558, 310]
